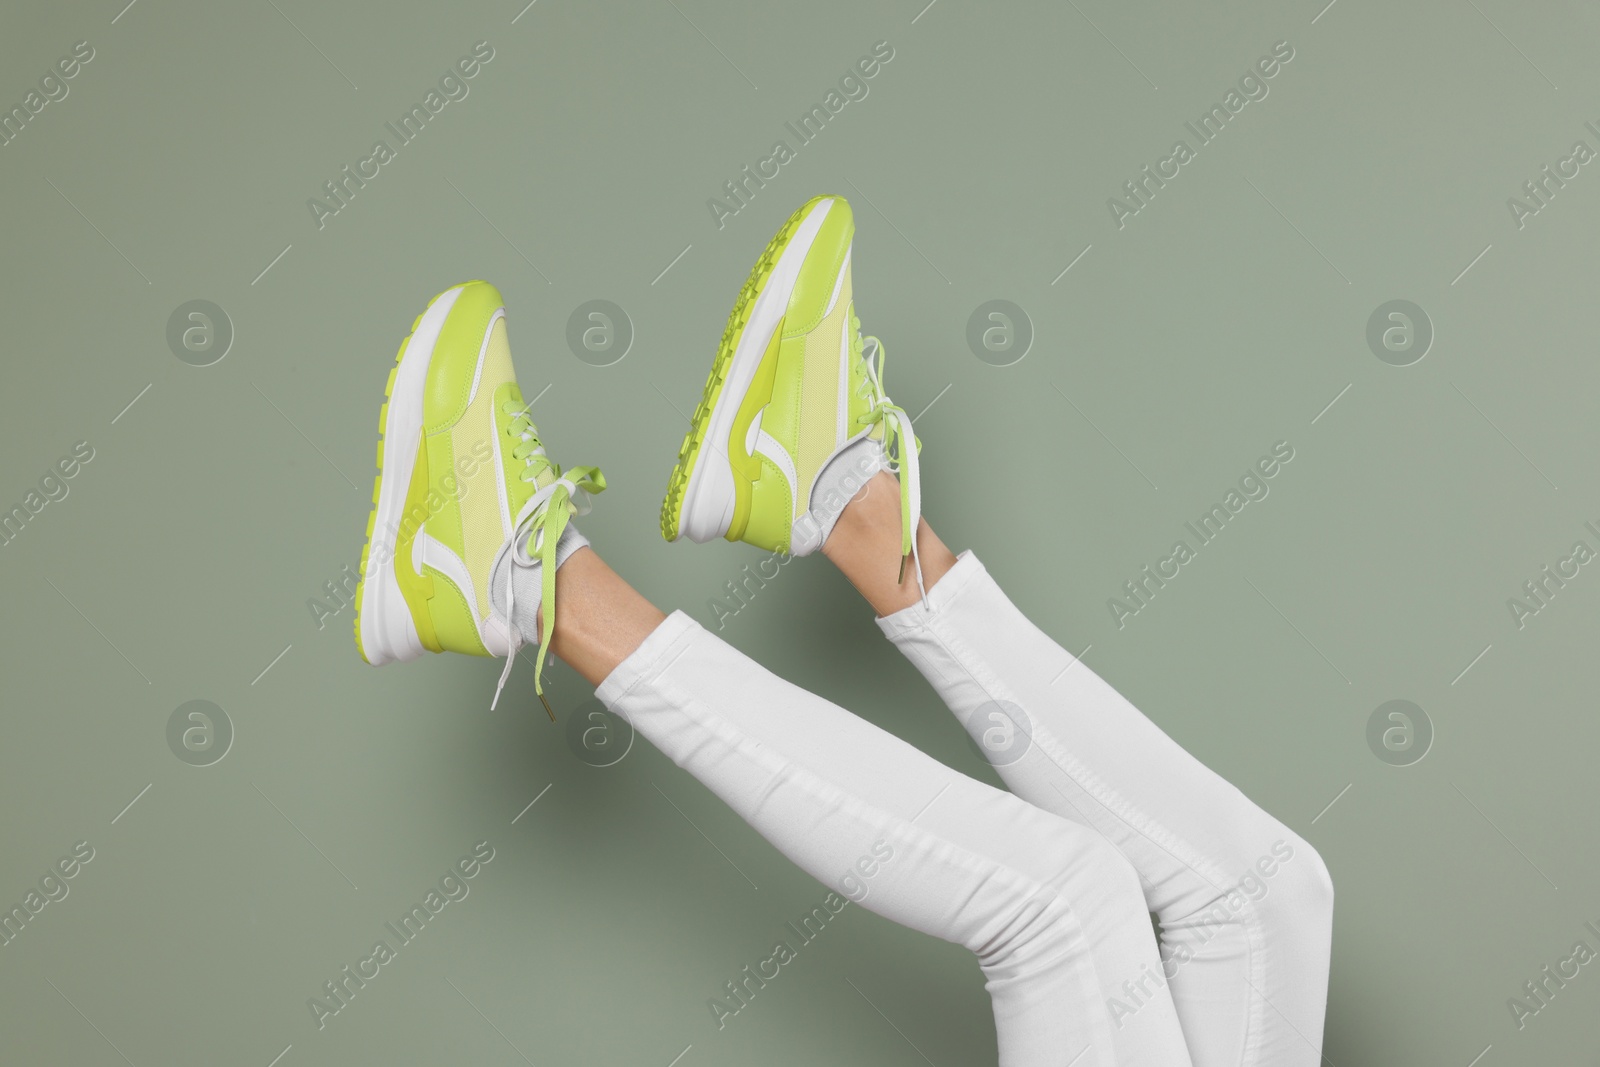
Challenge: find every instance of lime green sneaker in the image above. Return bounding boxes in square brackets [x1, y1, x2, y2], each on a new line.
[354, 280, 604, 715]
[660, 195, 923, 575]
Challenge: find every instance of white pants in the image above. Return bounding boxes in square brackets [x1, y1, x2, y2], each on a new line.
[597, 551, 1333, 1066]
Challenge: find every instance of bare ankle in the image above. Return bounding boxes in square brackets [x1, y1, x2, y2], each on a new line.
[822, 473, 958, 615]
[823, 471, 900, 557]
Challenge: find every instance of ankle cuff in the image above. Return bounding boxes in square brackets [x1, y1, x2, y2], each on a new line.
[490, 522, 588, 645]
[793, 438, 886, 555]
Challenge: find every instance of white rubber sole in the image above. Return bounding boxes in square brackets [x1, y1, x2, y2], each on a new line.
[678, 198, 836, 542]
[358, 285, 466, 666]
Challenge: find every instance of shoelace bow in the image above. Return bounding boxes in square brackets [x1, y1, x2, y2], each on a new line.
[490, 399, 606, 718]
[852, 330, 927, 605]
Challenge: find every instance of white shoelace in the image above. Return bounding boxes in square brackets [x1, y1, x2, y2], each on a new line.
[489, 473, 600, 715]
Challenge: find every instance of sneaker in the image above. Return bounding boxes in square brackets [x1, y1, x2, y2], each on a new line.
[659, 195, 923, 577]
[353, 280, 604, 715]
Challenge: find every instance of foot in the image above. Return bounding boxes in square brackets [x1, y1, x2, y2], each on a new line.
[659, 195, 923, 576]
[353, 280, 604, 713]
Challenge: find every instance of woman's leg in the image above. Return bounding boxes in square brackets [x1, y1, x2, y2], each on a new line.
[544, 548, 1193, 1067]
[826, 473, 1335, 1067]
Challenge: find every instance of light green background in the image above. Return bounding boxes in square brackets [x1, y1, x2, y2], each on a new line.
[3, 0, 1598, 1063]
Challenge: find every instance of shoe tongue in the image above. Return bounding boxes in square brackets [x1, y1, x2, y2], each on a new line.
[497, 383, 557, 522]
[846, 319, 886, 443]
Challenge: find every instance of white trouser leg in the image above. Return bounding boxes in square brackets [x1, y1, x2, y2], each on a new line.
[599, 610, 1194, 1067]
[877, 552, 1335, 1067]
